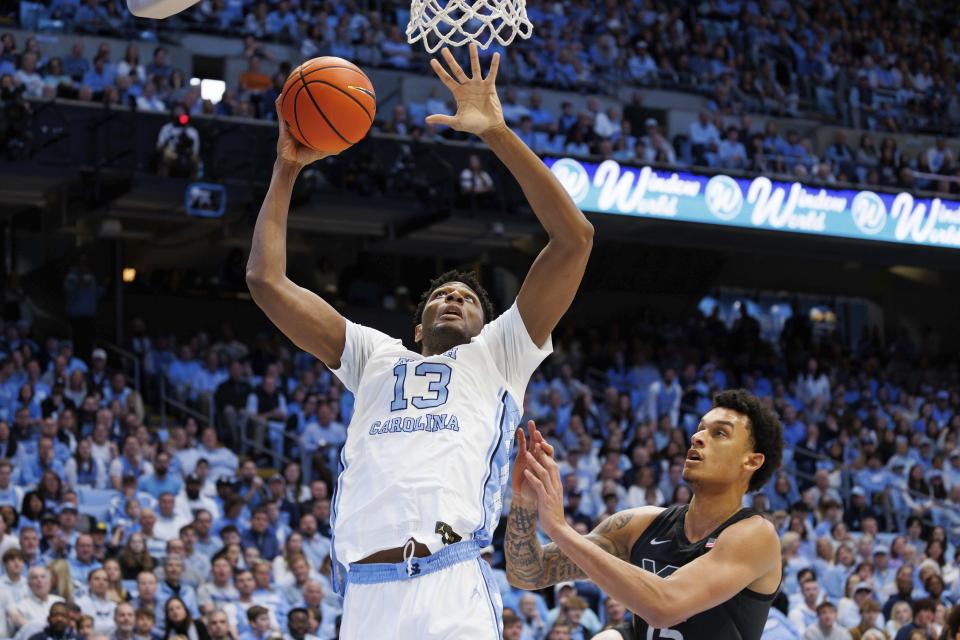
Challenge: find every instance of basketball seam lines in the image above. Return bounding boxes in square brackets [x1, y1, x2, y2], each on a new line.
[290, 82, 313, 149]
[301, 79, 375, 124]
[300, 65, 365, 80]
[298, 65, 353, 146]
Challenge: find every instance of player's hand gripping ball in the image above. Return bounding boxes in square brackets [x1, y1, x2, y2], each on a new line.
[279, 57, 377, 154]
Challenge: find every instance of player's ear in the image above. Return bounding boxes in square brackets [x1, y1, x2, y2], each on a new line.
[744, 451, 764, 474]
[414, 323, 423, 343]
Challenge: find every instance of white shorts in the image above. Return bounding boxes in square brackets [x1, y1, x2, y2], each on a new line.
[339, 541, 503, 639]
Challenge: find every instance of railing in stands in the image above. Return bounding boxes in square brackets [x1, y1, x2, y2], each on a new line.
[102, 341, 141, 393]
[157, 375, 308, 477]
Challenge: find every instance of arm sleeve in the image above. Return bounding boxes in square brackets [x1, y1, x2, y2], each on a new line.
[474, 302, 553, 401]
[329, 320, 400, 393]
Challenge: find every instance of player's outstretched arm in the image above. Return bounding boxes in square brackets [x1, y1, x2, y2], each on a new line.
[523, 446, 781, 629]
[504, 421, 653, 589]
[246, 97, 347, 369]
[427, 45, 593, 347]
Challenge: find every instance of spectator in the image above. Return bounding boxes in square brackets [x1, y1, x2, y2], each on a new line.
[792, 578, 824, 634]
[381, 25, 412, 69]
[718, 126, 748, 169]
[925, 138, 955, 176]
[154, 493, 189, 541]
[156, 103, 200, 179]
[82, 53, 113, 96]
[245, 375, 287, 468]
[161, 596, 208, 640]
[70, 533, 101, 582]
[137, 81, 165, 112]
[7, 566, 64, 634]
[140, 451, 182, 497]
[238, 56, 271, 96]
[75, 568, 117, 635]
[63, 264, 101, 359]
[804, 601, 852, 640]
[14, 52, 44, 99]
[63, 41, 90, 82]
[205, 610, 231, 640]
[145, 47, 173, 83]
[241, 508, 279, 562]
[112, 602, 137, 640]
[892, 598, 935, 640]
[157, 555, 200, 619]
[24, 601, 71, 640]
[458, 154, 495, 208]
[688, 109, 721, 166]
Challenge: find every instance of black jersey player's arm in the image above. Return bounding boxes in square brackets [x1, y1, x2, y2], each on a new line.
[246, 97, 347, 369]
[523, 445, 782, 629]
[426, 45, 593, 347]
[505, 501, 659, 590]
[504, 422, 660, 589]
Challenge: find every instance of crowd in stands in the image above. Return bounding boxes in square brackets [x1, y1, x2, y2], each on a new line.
[3, 0, 960, 192]
[0, 285, 959, 640]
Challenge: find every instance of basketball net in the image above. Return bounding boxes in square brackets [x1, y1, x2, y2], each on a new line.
[406, 0, 533, 52]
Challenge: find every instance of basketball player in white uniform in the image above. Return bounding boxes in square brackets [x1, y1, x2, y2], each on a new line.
[247, 44, 594, 638]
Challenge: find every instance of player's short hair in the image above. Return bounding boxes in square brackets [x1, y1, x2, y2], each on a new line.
[816, 601, 836, 613]
[713, 389, 784, 493]
[414, 269, 495, 327]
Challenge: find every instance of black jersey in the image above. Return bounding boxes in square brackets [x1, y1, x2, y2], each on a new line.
[630, 505, 777, 640]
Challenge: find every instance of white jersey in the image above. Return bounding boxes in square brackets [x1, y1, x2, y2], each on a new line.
[329, 302, 551, 591]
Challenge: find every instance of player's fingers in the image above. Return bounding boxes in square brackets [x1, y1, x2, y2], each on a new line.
[540, 439, 555, 458]
[469, 43, 482, 78]
[525, 452, 553, 487]
[429, 58, 459, 90]
[515, 428, 527, 457]
[523, 469, 547, 499]
[529, 420, 541, 443]
[425, 114, 456, 128]
[485, 52, 500, 84]
[441, 47, 469, 82]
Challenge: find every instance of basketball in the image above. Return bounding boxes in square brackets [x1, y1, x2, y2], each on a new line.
[279, 57, 377, 154]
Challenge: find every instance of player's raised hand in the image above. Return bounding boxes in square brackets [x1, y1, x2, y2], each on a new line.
[512, 420, 556, 508]
[274, 97, 333, 168]
[523, 434, 568, 539]
[426, 43, 505, 138]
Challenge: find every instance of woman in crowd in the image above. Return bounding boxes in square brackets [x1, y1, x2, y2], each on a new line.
[18, 490, 45, 531]
[48, 558, 77, 604]
[65, 438, 107, 489]
[163, 596, 211, 640]
[117, 532, 155, 580]
[103, 557, 130, 603]
[272, 531, 307, 586]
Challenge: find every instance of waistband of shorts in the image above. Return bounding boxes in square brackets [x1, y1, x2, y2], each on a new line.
[346, 539, 482, 584]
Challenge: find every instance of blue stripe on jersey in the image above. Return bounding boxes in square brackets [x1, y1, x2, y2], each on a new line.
[330, 445, 349, 596]
[475, 390, 520, 543]
[474, 390, 506, 540]
[476, 558, 503, 638]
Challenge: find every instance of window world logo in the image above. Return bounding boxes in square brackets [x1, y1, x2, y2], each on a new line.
[704, 175, 744, 221]
[550, 158, 591, 204]
[850, 191, 887, 235]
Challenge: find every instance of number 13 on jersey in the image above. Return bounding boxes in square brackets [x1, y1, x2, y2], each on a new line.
[390, 362, 452, 411]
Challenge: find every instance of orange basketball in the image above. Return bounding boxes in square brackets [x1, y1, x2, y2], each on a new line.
[279, 57, 376, 154]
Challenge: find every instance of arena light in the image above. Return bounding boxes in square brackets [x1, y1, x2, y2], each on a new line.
[122, 268, 137, 283]
[191, 78, 226, 104]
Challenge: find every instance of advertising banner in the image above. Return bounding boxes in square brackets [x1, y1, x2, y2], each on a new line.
[544, 157, 960, 249]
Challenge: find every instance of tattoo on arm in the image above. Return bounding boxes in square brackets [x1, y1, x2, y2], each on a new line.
[505, 506, 635, 589]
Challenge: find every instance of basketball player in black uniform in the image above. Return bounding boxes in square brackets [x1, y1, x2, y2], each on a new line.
[504, 389, 784, 640]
